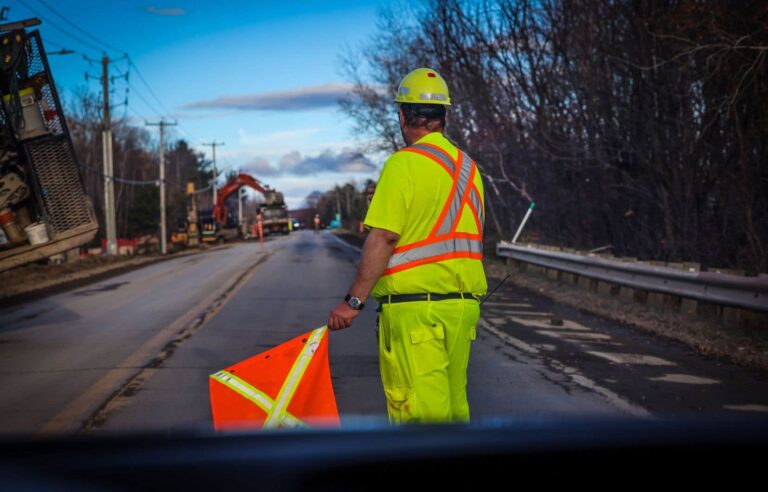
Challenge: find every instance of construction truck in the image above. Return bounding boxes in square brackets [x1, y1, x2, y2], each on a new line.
[0, 19, 98, 272]
[259, 190, 290, 235]
[200, 173, 287, 243]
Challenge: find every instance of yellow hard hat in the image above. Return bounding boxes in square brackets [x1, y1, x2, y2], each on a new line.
[394, 68, 451, 105]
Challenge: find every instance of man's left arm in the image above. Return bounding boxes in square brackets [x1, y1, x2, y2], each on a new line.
[327, 227, 400, 331]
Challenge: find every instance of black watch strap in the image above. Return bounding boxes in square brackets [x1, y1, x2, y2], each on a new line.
[344, 294, 365, 310]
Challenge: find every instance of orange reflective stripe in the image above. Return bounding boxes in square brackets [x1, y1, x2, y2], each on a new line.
[384, 251, 483, 276]
[466, 187, 483, 236]
[383, 143, 484, 276]
[387, 236, 483, 270]
[393, 231, 482, 254]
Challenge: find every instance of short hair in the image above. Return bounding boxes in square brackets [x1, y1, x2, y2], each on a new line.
[399, 103, 446, 130]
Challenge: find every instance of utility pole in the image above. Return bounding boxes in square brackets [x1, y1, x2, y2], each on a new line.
[147, 120, 177, 255]
[238, 186, 244, 231]
[203, 141, 224, 207]
[101, 54, 117, 255]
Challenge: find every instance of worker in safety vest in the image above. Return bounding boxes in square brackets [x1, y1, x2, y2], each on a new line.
[327, 68, 487, 423]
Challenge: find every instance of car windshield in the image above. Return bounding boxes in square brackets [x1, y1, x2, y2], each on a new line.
[0, 0, 766, 458]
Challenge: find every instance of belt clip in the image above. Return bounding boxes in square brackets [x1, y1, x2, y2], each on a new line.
[427, 293, 431, 302]
[387, 294, 392, 304]
[460, 292, 465, 300]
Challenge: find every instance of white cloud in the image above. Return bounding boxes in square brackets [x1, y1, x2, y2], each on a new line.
[183, 83, 355, 112]
[146, 6, 187, 16]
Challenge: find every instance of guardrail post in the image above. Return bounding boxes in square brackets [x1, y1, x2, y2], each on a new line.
[646, 261, 666, 309]
[597, 280, 614, 297]
[678, 262, 701, 316]
[618, 258, 637, 301]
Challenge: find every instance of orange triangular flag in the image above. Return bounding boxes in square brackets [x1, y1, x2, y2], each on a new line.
[209, 326, 339, 431]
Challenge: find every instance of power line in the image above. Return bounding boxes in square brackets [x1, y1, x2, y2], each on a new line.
[23, 2, 195, 153]
[16, 0, 104, 54]
[77, 161, 159, 185]
[127, 57, 173, 116]
[124, 60, 204, 145]
[176, 122, 202, 145]
[33, 0, 126, 54]
[125, 103, 150, 126]
[41, 38, 85, 56]
[127, 80, 164, 119]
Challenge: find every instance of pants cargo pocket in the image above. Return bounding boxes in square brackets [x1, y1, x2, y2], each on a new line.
[384, 386, 417, 424]
[409, 322, 447, 378]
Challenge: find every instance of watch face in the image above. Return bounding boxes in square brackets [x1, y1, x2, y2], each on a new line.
[348, 297, 362, 309]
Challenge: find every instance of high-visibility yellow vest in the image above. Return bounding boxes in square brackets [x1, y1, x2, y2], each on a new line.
[365, 132, 487, 298]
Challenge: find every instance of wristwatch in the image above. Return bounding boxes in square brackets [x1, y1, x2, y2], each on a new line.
[344, 294, 365, 311]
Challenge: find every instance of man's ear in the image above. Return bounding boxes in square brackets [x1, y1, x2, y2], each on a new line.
[398, 108, 405, 126]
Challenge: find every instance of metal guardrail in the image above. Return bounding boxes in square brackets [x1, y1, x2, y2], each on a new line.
[496, 242, 768, 313]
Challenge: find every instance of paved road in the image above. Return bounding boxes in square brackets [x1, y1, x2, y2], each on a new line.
[0, 231, 765, 436]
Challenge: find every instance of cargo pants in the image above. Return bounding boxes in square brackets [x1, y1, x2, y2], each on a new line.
[377, 297, 479, 424]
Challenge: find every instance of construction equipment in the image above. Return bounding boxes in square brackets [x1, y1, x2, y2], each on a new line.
[201, 172, 288, 244]
[259, 189, 290, 236]
[0, 18, 98, 272]
[171, 182, 201, 248]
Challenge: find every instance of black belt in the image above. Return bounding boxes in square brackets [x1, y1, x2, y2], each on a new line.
[376, 292, 479, 304]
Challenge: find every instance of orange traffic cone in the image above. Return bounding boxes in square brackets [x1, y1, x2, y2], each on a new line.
[209, 326, 339, 431]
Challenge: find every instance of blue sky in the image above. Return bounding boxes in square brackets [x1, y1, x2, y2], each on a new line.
[7, 0, 394, 207]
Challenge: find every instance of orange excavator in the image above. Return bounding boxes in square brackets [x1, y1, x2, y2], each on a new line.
[200, 173, 289, 244]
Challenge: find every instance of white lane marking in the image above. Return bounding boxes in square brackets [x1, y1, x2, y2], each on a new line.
[723, 404, 768, 413]
[479, 319, 539, 354]
[486, 317, 508, 325]
[587, 351, 676, 366]
[649, 373, 720, 385]
[509, 316, 590, 331]
[536, 330, 612, 341]
[535, 343, 557, 351]
[478, 319, 652, 418]
[327, 232, 363, 253]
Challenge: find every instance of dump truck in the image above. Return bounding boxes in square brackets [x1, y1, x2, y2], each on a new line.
[259, 190, 290, 235]
[0, 18, 98, 272]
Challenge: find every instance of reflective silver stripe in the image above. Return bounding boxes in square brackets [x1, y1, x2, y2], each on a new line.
[388, 237, 483, 269]
[420, 92, 447, 101]
[210, 371, 305, 428]
[469, 187, 483, 234]
[408, 144, 456, 175]
[436, 152, 473, 235]
[263, 326, 326, 429]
